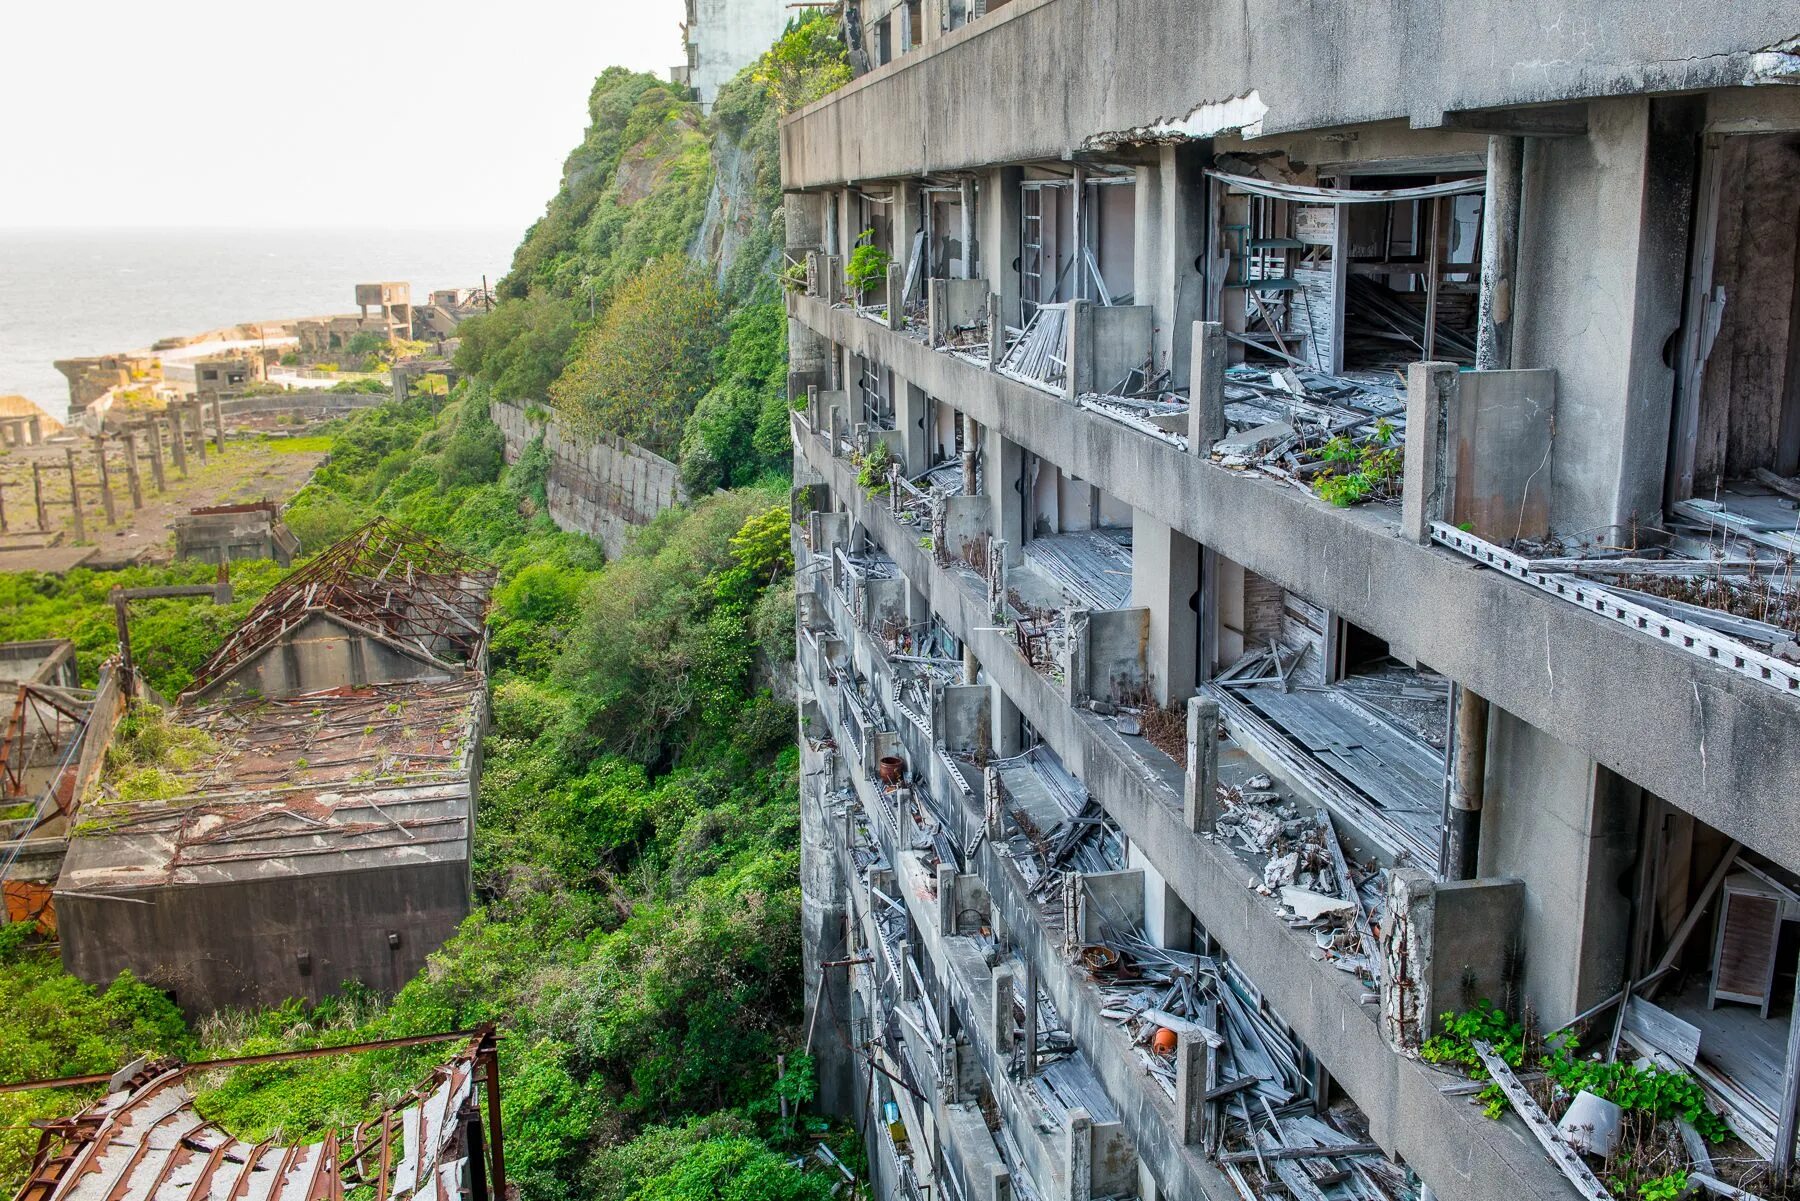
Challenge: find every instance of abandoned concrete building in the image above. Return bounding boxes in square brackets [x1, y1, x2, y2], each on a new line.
[191, 351, 269, 405]
[671, 0, 790, 110]
[786, 6, 1800, 1201]
[172, 500, 301, 567]
[53, 355, 163, 416]
[54, 520, 494, 1014]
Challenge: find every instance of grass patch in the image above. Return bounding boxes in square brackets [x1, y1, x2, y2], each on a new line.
[263, 435, 334, 454]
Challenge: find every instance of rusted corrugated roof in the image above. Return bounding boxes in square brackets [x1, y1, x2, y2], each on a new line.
[184, 520, 494, 701]
[14, 1040, 491, 1201]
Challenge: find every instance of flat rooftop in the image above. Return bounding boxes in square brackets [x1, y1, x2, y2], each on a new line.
[60, 676, 482, 893]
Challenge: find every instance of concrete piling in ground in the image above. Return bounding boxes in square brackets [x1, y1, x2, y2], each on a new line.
[122, 430, 144, 509]
[64, 448, 85, 541]
[190, 403, 207, 465]
[211, 401, 226, 451]
[145, 421, 167, 492]
[94, 437, 117, 524]
[169, 409, 189, 477]
[32, 462, 47, 530]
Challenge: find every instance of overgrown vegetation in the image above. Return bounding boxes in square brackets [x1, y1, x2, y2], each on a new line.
[1311, 419, 1402, 507]
[97, 704, 217, 803]
[1422, 1003, 1730, 1199]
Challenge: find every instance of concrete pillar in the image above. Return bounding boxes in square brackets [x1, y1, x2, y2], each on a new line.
[896, 378, 929, 473]
[189, 403, 206, 465]
[987, 293, 1005, 369]
[32, 462, 46, 530]
[1476, 136, 1524, 372]
[961, 412, 979, 495]
[937, 862, 957, 936]
[168, 410, 189, 477]
[28, 416, 42, 445]
[93, 438, 116, 525]
[1188, 321, 1226, 455]
[1066, 1110, 1093, 1201]
[145, 421, 167, 492]
[984, 426, 1025, 566]
[1174, 1030, 1212, 1145]
[64, 448, 84, 542]
[992, 685, 1024, 758]
[211, 399, 227, 451]
[121, 431, 143, 509]
[886, 262, 905, 330]
[1400, 362, 1460, 545]
[1183, 696, 1219, 834]
[991, 966, 1013, 1055]
[1446, 685, 1490, 881]
[1021, 953, 1038, 1077]
[1131, 508, 1200, 706]
[1137, 145, 1209, 385]
[981, 167, 1023, 329]
[895, 180, 921, 284]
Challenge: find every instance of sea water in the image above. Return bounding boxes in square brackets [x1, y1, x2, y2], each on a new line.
[0, 226, 519, 421]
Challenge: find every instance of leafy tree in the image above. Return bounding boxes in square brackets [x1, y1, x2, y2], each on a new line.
[454, 295, 579, 403]
[550, 259, 726, 458]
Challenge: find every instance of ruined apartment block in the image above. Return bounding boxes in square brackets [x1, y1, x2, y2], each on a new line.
[786, 5, 1800, 1201]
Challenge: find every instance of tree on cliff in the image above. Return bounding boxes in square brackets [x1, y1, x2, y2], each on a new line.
[549, 257, 726, 458]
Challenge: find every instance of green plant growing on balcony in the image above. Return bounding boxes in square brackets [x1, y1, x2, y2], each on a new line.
[1312, 419, 1402, 507]
[844, 230, 891, 301]
[854, 440, 892, 496]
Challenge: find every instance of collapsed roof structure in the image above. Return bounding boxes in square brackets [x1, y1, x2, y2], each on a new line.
[182, 519, 495, 704]
[11, 1030, 504, 1201]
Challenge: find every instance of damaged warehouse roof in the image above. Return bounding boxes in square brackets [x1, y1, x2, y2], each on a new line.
[10, 1030, 503, 1201]
[61, 676, 483, 891]
[182, 519, 496, 703]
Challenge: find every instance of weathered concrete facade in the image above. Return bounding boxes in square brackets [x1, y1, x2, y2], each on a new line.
[490, 400, 685, 558]
[789, 6, 1800, 1199]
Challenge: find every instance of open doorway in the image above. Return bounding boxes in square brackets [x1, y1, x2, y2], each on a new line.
[1668, 133, 1800, 547]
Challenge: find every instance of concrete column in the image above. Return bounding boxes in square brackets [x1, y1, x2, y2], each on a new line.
[981, 167, 1023, 329]
[1131, 507, 1200, 706]
[1476, 136, 1524, 372]
[121, 431, 143, 509]
[145, 421, 166, 492]
[961, 412, 979, 495]
[64, 448, 84, 541]
[1399, 362, 1460, 544]
[895, 180, 921, 283]
[896, 377, 929, 473]
[991, 966, 1013, 1055]
[1188, 321, 1226, 455]
[1183, 696, 1219, 834]
[92, 438, 116, 524]
[991, 685, 1024, 758]
[1066, 1110, 1093, 1201]
[1446, 684, 1490, 881]
[983, 425, 1025, 565]
[1021, 953, 1039, 1078]
[211, 399, 227, 451]
[1174, 1030, 1211, 1145]
[189, 404, 207, 465]
[1138, 145, 1208, 385]
[837, 187, 857, 261]
[168, 410, 189, 477]
[885, 262, 905, 329]
[28, 416, 42, 444]
[937, 862, 957, 935]
[32, 463, 46, 530]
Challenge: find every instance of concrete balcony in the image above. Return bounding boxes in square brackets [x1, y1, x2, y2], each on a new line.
[779, 0, 1795, 189]
[788, 291, 1800, 874]
[796, 421, 1591, 1201]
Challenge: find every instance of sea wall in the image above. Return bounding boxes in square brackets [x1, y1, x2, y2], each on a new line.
[490, 400, 684, 557]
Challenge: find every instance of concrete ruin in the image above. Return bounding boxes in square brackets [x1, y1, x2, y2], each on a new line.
[670, 0, 790, 110]
[172, 500, 301, 567]
[42, 520, 493, 1015]
[787, 7, 1800, 1200]
[53, 355, 163, 416]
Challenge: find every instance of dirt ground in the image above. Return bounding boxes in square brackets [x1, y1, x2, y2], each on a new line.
[0, 434, 324, 573]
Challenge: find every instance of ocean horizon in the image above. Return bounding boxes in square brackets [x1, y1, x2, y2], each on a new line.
[0, 226, 520, 421]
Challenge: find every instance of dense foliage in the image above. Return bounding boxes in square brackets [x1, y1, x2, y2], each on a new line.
[550, 258, 727, 457]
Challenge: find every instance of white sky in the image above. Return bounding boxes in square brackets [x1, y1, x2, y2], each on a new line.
[0, 0, 686, 229]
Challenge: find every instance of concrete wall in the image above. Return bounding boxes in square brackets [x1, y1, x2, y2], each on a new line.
[684, 0, 790, 108]
[58, 858, 470, 1015]
[491, 401, 685, 559]
[780, 0, 1794, 188]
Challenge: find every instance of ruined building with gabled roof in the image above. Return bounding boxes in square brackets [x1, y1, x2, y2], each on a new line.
[51, 519, 493, 1015]
[786, 5, 1800, 1199]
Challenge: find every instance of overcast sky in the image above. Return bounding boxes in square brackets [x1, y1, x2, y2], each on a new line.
[0, 0, 686, 230]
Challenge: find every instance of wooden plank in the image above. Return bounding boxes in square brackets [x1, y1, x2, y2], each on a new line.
[1471, 1041, 1611, 1201]
[1622, 997, 1701, 1068]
